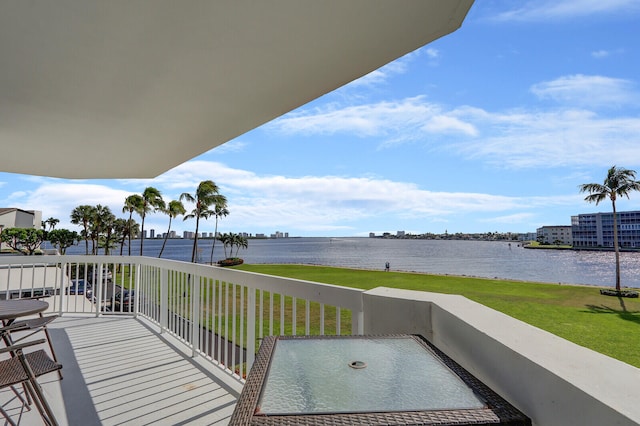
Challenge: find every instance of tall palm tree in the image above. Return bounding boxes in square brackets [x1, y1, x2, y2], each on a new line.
[180, 180, 225, 263]
[209, 202, 229, 264]
[70, 205, 96, 255]
[123, 194, 144, 256]
[90, 205, 115, 255]
[138, 187, 165, 255]
[113, 218, 128, 256]
[159, 200, 186, 258]
[99, 214, 118, 255]
[580, 166, 640, 292]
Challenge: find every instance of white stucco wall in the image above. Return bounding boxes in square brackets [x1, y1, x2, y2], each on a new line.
[363, 287, 640, 426]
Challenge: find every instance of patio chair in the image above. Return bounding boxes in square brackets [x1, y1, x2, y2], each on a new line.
[0, 339, 62, 426]
[1, 315, 62, 379]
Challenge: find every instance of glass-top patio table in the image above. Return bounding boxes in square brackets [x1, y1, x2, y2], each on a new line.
[230, 335, 530, 425]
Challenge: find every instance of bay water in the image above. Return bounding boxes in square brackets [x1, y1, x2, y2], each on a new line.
[58, 237, 640, 288]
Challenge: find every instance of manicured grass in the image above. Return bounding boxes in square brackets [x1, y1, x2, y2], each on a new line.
[234, 264, 640, 368]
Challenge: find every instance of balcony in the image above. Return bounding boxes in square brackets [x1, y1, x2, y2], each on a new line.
[2, 255, 640, 425]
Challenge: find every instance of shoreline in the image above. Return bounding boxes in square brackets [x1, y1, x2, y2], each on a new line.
[241, 262, 637, 290]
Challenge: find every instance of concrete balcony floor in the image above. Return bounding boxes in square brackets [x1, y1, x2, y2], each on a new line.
[1, 315, 242, 425]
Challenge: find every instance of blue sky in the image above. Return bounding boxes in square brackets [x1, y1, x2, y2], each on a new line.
[2, 1, 640, 238]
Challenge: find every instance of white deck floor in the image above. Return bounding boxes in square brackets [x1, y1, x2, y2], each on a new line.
[1, 315, 242, 425]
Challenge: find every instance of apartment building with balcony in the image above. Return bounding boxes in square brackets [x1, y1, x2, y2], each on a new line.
[572, 210, 640, 248]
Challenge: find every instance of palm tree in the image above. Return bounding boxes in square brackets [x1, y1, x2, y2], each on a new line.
[138, 187, 165, 255]
[580, 166, 640, 292]
[218, 232, 232, 258]
[209, 202, 229, 264]
[90, 205, 115, 255]
[180, 180, 226, 263]
[159, 200, 186, 258]
[123, 194, 144, 256]
[45, 217, 59, 231]
[70, 205, 96, 255]
[233, 233, 248, 257]
[113, 218, 129, 256]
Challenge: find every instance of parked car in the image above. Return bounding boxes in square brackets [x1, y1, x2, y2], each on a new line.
[113, 289, 136, 312]
[84, 283, 93, 300]
[89, 267, 112, 284]
[67, 279, 88, 295]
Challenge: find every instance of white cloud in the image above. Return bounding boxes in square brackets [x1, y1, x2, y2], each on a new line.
[12, 160, 572, 235]
[425, 48, 439, 59]
[591, 50, 610, 59]
[15, 183, 134, 230]
[211, 140, 248, 154]
[270, 93, 640, 170]
[453, 108, 640, 168]
[493, 0, 640, 21]
[270, 97, 472, 141]
[422, 115, 478, 136]
[530, 74, 638, 108]
[6, 191, 28, 201]
[345, 54, 413, 88]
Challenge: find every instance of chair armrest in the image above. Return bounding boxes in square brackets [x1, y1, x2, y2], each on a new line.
[0, 338, 47, 354]
[10, 315, 58, 330]
[0, 321, 31, 333]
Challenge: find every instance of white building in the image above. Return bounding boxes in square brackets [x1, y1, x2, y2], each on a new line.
[0, 208, 42, 251]
[536, 225, 572, 245]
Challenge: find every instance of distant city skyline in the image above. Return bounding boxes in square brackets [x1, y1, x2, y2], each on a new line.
[1, 1, 640, 237]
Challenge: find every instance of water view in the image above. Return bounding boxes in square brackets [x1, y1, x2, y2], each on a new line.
[58, 237, 640, 288]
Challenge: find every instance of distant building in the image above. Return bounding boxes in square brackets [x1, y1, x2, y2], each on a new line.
[369, 233, 376, 238]
[518, 232, 537, 242]
[536, 226, 572, 245]
[397, 231, 405, 237]
[150, 229, 155, 239]
[572, 210, 640, 248]
[0, 208, 42, 251]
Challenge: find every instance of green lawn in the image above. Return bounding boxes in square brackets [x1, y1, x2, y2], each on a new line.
[234, 264, 640, 368]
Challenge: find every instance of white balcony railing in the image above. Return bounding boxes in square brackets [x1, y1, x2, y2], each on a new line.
[1, 255, 364, 382]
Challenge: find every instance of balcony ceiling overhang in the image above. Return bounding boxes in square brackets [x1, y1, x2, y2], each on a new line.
[0, 1, 473, 179]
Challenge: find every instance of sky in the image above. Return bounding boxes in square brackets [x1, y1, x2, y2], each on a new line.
[2, 0, 640, 238]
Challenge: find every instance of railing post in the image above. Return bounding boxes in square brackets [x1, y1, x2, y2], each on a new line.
[191, 274, 200, 358]
[58, 260, 67, 315]
[134, 261, 141, 318]
[160, 267, 168, 334]
[247, 287, 256, 372]
[95, 262, 103, 317]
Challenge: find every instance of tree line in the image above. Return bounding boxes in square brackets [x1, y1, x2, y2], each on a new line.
[0, 180, 248, 263]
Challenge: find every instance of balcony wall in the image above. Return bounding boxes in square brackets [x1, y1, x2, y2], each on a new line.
[363, 287, 640, 426]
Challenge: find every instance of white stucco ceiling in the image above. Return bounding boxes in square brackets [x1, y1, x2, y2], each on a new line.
[0, 1, 473, 179]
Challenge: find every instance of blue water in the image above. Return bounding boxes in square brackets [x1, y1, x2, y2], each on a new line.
[53, 237, 640, 288]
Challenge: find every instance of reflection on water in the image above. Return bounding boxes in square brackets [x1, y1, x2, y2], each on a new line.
[57, 237, 640, 288]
